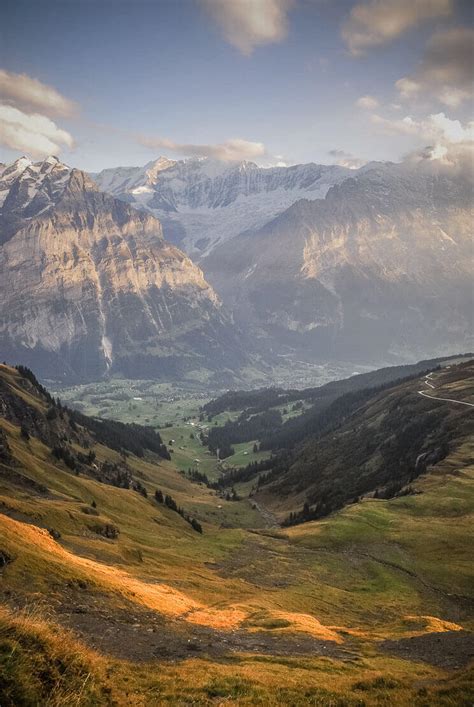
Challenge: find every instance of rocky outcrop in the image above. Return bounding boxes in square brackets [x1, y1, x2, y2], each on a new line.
[0, 157, 245, 381]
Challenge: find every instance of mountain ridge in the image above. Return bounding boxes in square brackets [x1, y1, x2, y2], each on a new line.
[92, 156, 353, 256]
[202, 159, 473, 362]
[0, 156, 246, 382]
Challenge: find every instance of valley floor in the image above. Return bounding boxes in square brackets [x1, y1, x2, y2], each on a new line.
[0, 364, 473, 705]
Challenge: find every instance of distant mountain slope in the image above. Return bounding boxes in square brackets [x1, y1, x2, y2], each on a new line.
[0, 363, 171, 493]
[203, 161, 473, 362]
[202, 354, 470, 453]
[0, 157, 246, 382]
[254, 360, 474, 522]
[92, 157, 351, 256]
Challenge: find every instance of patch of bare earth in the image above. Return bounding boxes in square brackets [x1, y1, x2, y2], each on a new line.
[381, 631, 474, 669]
[59, 602, 353, 662]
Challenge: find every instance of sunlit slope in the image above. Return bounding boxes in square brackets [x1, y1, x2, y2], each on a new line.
[0, 362, 473, 704]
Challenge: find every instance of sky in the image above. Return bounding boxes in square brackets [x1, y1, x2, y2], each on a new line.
[0, 0, 473, 171]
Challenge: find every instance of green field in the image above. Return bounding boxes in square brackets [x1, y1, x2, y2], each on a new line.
[51, 377, 212, 427]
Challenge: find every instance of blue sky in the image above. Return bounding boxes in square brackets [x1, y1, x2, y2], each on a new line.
[1, 0, 472, 170]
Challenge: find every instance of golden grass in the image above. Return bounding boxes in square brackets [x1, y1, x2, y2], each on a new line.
[272, 611, 342, 642]
[0, 364, 46, 412]
[401, 615, 464, 635]
[1, 513, 347, 635]
[0, 604, 113, 706]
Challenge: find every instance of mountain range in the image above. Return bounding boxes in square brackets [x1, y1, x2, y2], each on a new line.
[93, 157, 351, 257]
[203, 160, 473, 362]
[0, 153, 472, 382]
[93, 155, 474, 366]
[0, 156, 244, 381]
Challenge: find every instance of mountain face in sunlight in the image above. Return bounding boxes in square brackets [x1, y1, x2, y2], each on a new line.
[202, 160, 473, 363]
[0, 157, 246, 381]
[93, 156, 473, 366]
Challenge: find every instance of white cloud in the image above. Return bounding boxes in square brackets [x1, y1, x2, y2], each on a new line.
[395, 27, 474, 107]
[328, 149, 366, 169]
[200, 0, 293, 55]
[372, 112, 473, 143]
[370, 113, 417, 136]
[405, 138, 474, 174]
[356, 95, 379, 110]
[0, 69, 77, 158]
[271, 154, 288, 167]
[139, 135, 266, 162]
[0, 105, 74, 157]
[395, 77, 420, 99]
[342, 0, 453, 55]
[370, 111, 474, 166]
[0, 69, 76, 118]
[369, 110, 474, 173]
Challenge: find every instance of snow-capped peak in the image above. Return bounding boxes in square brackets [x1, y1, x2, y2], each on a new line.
[13, 156, 32, 170]
[93, 156, 354, 257]
[0, 156, 32, 180]
[0, 155, 71, 212]
[144, 156, 177, 183]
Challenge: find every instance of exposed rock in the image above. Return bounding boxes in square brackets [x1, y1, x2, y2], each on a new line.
[92, 157, 351, 257]
[0, 550, 14, 568]
[0, 157, 246, 382]
[88, 523, 120, 539]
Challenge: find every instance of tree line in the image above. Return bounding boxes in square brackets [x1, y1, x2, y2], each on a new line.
[154, 489, 202, 533]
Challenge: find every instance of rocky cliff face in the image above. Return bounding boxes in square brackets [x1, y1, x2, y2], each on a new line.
[202, 161, 473, 363]
[93, 157, 351, 256]
[0, 157, 245, 381]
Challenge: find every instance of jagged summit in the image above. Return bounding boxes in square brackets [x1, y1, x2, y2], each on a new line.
[0, 155, 72, 234]
[0, 155, 246, 381]
[93, 156, 352, 256]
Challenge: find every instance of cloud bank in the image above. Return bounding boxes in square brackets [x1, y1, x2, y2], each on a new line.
[0, 105, 74, 157]
[342, 0, 452, 55]
[0, 69, 75, 157]
[200, 0, 293, 55]
[371, 111, 474, 168]
[396, 27, 474, 107]
[371, 111, 473, 143]
[0, 69, 76, 118]
[139, 135, 266, 162]
[328, 149, 366, 169]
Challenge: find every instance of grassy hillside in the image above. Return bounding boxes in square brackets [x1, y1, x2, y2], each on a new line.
[256, 360, 474, 522]
[0, 362, 473, 704]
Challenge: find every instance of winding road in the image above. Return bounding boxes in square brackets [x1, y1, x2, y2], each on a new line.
[418, 372, 474, 409]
